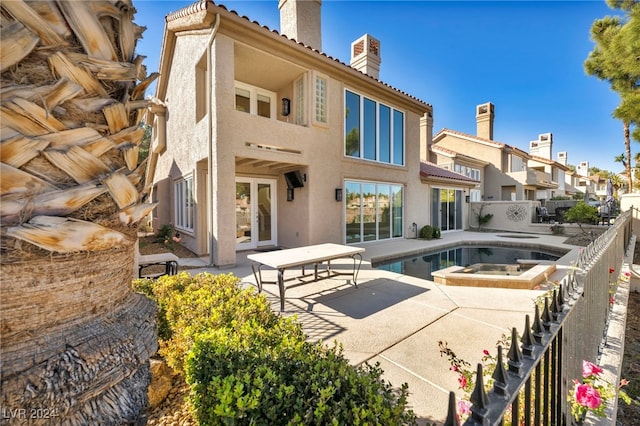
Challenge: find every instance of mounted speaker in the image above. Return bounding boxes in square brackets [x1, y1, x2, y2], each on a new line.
[284, 170, 304, 189]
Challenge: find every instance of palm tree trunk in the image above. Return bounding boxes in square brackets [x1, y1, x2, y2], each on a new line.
[1, 1, 158, 423]
[624, 120, 632, 191]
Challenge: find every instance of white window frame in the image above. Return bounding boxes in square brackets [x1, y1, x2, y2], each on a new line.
[344, 89, 405, 166]
[313, 72, 328, 126]
[174, 175, 194, 232]
[234, 81, 276, 119]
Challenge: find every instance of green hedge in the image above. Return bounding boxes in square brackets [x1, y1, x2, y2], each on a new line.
[133, 272, 417, 425]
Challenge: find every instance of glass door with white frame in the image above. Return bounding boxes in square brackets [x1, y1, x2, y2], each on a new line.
[236, 178, 276, 250]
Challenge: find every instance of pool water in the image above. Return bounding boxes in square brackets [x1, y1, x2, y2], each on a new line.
[374, 245, 562, 281]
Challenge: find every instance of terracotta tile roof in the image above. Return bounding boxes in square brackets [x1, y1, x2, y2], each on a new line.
[419, 161, 479, 184]
[434, 128, 530, 158]
[166, 0, 431, 108]
[431, 145, 490, 165]
[529, 154, 571, 171]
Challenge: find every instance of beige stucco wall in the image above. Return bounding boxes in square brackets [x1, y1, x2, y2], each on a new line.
[468, 201, 541, 233]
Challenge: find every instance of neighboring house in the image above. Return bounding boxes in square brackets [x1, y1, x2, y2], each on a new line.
[146, 0, 475, 266]
[527, 133, 571, 200]
[575, 161, 598, 198]
[433, 103, 544, 202]
[563, 169, 582, 197]
[430, 145, 486, 202]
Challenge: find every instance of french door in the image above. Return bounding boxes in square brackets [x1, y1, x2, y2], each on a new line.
[235, 178, 276, 250]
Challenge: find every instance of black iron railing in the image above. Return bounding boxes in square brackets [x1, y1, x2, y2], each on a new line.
[443, 209, 633, 426]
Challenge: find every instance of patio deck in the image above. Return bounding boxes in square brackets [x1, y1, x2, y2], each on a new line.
[179, 231, 580, 424]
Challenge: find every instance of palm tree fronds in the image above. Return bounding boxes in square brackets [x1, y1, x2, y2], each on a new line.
[0, 135, 50, 168]
[0, 21, 39, 72]
[6, 215, 130, 253]
[104, 172, 138, 209]
[0, 97, 65, 136]
[102, 102, 129, 134]
[42, 146, 110, 183]
[0, 0, 65, 46]
[65, 52, 138, 81]
[118, 203, 157, 226]
[1, 163, 57, 196]
[48, 52, 109, 97]
[55, 1, 117, 61]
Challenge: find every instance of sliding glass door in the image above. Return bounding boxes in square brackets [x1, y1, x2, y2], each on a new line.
[345, 181, 403, 244]
[431, 188, 463, 232]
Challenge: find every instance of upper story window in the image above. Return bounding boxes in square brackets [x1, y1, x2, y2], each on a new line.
[345, 89, 404, 165]
[174, 176, 194, 232]
[510, 155, 526, 172]
[454, 164, 481, 181]
[235, 81, 276, 119]
[314, 74, 327, 124]
[294, 76, 305, 125]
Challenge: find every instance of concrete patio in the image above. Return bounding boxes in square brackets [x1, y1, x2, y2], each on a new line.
[179, 231, 580, 424]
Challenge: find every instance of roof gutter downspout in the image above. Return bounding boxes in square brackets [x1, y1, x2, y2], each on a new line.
[207, 13, 221, 267]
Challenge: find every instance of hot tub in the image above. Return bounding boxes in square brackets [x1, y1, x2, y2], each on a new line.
[432, 262, 556, 289]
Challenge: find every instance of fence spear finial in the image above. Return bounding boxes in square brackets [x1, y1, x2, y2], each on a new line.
[507, 327, 524, 376]
[521, 315, 535, 357]
[443, 391, 461, 426]
[492, 345, 509, 396]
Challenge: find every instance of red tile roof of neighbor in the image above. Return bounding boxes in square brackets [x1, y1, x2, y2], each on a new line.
[434, 128, 530, 157]
[419, 161, 479, 183]
[165, 0, 431, 108]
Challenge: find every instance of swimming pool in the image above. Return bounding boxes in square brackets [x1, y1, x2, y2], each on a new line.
[373, 245, 563, 282]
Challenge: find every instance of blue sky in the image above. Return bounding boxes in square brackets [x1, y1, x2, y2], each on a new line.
[133, 0, 625, 174]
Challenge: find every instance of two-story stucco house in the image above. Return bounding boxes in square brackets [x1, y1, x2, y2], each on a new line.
[433, 103, 539, 201]
[146, 0, 476, 266]
[527, 133, 572, 200]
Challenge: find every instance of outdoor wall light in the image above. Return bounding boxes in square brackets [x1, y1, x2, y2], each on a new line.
[281, 98, 291, 116]
[287, 188, 294, 202]
[335, 188, 342, 202]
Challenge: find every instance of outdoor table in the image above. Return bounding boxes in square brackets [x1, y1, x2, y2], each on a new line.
[138, 253, 179, 278]
[248, 243, 365, 311]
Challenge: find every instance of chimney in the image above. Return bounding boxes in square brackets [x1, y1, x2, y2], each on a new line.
[557, 151, 567, 166]
[476, 102, 494, 140]
[577, 161, 589, 176]
[529, 133, 553, 159]
[279, 0, 322, 51]
[350, 34, 381, 79]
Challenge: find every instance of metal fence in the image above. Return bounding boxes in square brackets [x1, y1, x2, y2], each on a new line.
[443, 208, 633, 426]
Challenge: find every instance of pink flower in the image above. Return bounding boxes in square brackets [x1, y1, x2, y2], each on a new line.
[458, 374, 467, 389]
[609, 267, 615, 274]
[574, 383, 602, 409]
[457, 399, 472, 415]
[172, 236, 181, 243]
[582, 360, 603, 378]
[610, 296, 615, 305]
[483, 349, 490, 356]
[450, 365, 459, 372]
[619, 378, 629, 387]
[624, 272, 631, 277]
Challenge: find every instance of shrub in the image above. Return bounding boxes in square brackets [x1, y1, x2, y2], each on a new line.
[432, 226, 441, 239]
[420, 225, 434, 240]
[132, 272, 276, 373]
[564, 202, 599, 232]
[133, 272, 417, 425]
[187, 326, 416, 425]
